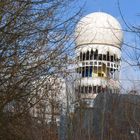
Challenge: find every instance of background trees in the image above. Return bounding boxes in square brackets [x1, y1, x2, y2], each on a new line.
[0, 0, 81, 139]
[117, 0, 140, 93]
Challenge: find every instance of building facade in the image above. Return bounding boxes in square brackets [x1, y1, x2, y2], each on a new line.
[75, 12, 123, 107]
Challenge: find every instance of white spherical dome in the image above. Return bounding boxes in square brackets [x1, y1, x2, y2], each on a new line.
[75, 12, 123, 48]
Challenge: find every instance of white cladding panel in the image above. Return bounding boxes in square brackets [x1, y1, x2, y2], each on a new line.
[79, 77, 120, 89]
[75, 12, 123, 48]
[76, 44, 121, 58]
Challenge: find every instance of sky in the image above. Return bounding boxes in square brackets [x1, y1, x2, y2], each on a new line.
[84, 0, 140, 25]
[78, 0, 140, 92]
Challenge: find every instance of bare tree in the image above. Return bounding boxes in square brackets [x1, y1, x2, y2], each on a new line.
[0, 0, 82, 139]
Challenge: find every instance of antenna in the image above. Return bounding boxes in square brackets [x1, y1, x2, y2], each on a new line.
[97, 0, 102, 12]
[98, 8, 102, 12]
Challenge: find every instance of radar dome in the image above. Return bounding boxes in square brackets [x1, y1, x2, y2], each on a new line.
[75, 12, 123, 48]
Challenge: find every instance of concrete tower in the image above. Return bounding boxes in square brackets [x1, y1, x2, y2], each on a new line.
[75, 12, 123, 107]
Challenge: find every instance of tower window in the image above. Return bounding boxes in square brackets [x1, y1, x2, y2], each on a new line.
[107, 62, 110, 67]
[77, 56, 80, 60]
[85, 66, 89, 77]
[82, 62, 85, 66]
[76, 68, 78, 73]
[93, 86, 96, 93]
[80, 52, 82, 61]
[83, 53, 85, 61]
[111, 55, 113, 62]
[94, 62, 97, 65]
[77, 67, 81, 73]
[114, 55, 116, 61]
[86, 51, 90, 60]
[85, 86, 88, 94]
[89, 86, 92, 93]
[82, 67, 85, 77]
[107, 51, 110, 61]
[90, 50, 94, 60]
[103, 54, 106, 60]
[98, 54, 102, 60]
[98, 73, 104, 77]
[79, 67, 82, 73]
[89, 66, 92, 77]
[82, 66, 92, 77]
[90, 62, 93, 65]
[98, 86, 102, 93]
[94, 49, 98, 60]
[98, 73, 102, 77]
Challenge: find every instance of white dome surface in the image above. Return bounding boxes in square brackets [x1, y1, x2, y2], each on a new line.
[75, 12, 123, 48]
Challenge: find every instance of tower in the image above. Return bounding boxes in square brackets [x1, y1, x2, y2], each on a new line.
[75, 12, 123, 107]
